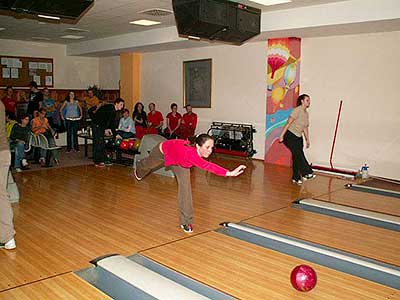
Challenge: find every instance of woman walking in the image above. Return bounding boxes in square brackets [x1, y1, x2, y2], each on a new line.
[279, 94, 315, 184]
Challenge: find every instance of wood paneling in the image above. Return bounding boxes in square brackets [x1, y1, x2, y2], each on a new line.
[143, 232, 399, 300]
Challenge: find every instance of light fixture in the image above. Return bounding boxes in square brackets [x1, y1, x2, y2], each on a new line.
[129, 19, 161, 26]
[61, 35, 85, 39]
[248, 0, 291, 5]
[32, 37, 51, 41]
[66, 27, 90, 32]
[0, 28, 5, 31]
[38, 14, 61, 20]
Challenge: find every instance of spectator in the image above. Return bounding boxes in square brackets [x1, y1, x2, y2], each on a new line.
[32, 108, 59, 166]
[5, 111, 17, 140]
[146, 102, 163, 135]
[84, 88, 100, 110]
[41, 88, 57, 129]
[1, 86, 17, 116]
[164, 103, 182, 139]
[0, 101, 16, 250]
[117, 109, 135, 139]
[10, 114, 30, 172]
[179, 104, 198, 139]
[91, 98, 124, 167]
[60, 91, 82, 153]
[132, 102, 146, 139]
[27, 81, 43, 119]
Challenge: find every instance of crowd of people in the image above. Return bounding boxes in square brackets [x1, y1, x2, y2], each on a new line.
[1, 82, 199, 170]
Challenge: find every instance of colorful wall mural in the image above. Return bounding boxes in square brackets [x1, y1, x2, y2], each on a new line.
[265, 37, 301, 165]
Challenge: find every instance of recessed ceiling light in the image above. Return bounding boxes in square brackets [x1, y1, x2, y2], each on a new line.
[61, 35, 85, 39]
[38, 14, 61, 20]
[129, 19, 161, 26]
[0, 28, 5, 31]
[249, 0, 291, 5]
[66, 27, 90, 32]
[38, 22, 46, 25]
[32, 37, 51, 41]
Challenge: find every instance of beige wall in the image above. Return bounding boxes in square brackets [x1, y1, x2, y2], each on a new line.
[0, 39, 99, 89]
[141, 42, 267, 160]
[99, 56, 120, 89]
[302, 31, 400, 179]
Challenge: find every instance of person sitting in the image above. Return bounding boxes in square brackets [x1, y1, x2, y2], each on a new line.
[132, 102, 146, 139]
[60, 91, 82, 153]
[164, 103, 182, 139]
[179, 104, 197, 139]
[10, 114, 30, 172]
[31, 108, 59, 166]
[1, 86, 17, 116]
[116, 108, 135, 139]
[5, 111, 17, 140]
[146, 102, 163, 135]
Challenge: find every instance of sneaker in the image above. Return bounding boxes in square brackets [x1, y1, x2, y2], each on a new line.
[180, 224, 193, 233]
[104, 161, 113, 166]
[94, 162, 105, 168]
[133, 169, 142, 181]
[15, 168, 22, 173]
[54, 158, 60, 165]
[292, 179, 303, 185]
[21, 159, 28, 167]
[0, 238, 16, 250]
[39, 158, 45, 167]
[303, 174, 316, 181]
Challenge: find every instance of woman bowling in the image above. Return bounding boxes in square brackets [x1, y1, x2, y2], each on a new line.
[134, 134, 246, 233]
[279, 94, 316, 185]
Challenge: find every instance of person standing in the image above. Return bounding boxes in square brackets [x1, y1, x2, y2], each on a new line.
[279, 94, 316, 184]
[41, 88, 57, 129]
[91, 98, 125, 167]
[164, 103, 182, 139]
[180, 104, 197, 139]
[132, 102, 147, 139]
[134, 134, 246, 233]
[0, 101, 16, 250]
[146, 102, 163, 135]
[27, 81, 43, 119]
[1, 86, 17, 116]
[60, 91, 82, 152]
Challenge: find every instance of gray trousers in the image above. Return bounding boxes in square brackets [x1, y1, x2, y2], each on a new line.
[0, 149, 15, 243]
[136, 143, 193, 225]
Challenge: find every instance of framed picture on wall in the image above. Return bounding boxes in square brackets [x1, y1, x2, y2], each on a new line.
[183, 58, 212, 108]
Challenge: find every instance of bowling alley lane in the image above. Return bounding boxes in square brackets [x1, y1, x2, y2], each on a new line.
[142, 232, 399, 300]
[245, 207, 400, 267]
[317, 188, 400, 216]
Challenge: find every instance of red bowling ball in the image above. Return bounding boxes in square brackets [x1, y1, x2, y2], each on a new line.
[120, 140, 130, 150]
[128, 139, 136, 150]
[290, 265, 317, 292]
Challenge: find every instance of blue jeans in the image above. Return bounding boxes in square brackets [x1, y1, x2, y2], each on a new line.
[66, 120, 79, 151]
[116, 130, 135, 139]
[14, 141, 26, 168]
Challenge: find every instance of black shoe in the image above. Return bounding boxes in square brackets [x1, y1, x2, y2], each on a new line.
[303, 174, 316, 181]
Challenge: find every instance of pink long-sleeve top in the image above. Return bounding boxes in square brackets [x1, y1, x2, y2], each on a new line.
[161, 139, 228, 176]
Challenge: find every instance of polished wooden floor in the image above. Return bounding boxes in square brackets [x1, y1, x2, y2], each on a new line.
[1, 157, 399, 299]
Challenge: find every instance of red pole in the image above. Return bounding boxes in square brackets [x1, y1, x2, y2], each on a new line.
[329, 100, 343, 169]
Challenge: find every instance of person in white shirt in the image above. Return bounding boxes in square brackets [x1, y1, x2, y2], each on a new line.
[116, 108, 135, 139]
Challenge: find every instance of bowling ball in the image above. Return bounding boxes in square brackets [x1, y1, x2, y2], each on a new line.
[114, 138, 122, 147]
[133, 138, 141, 150]
[105, 152, 113, 162]
[290, 265, 317, 292]
[120, 140, 130, 150]
[128, 139, 136, 150]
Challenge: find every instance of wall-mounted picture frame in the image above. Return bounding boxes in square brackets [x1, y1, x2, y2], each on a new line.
[183, 58, 212, 108]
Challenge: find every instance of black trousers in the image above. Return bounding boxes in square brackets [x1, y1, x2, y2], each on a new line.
[283, 130, 313, 181]
[92, 124, 105, 163]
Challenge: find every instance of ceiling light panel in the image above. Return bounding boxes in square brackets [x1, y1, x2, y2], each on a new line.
[129, 19, 161, 26]
[249, 0, 291, 6]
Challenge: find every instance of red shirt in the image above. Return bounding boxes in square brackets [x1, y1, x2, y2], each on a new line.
[1, 95, 17, 114]
[147, 111, 163, 128]
[162, 139, 228, 176]
[182, 112, 197, 131]
[166, 112, 182, 131]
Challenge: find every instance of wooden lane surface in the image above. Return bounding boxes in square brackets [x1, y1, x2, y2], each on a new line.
[143, 231, 399, 300]
[245, 207, 400, 266]
[2, 159, 325, 291]
[0, 273, 110, 300]
[317, 188, 400, 216]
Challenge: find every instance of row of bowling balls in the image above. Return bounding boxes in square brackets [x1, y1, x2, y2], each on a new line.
[114, 138, 141, 151]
